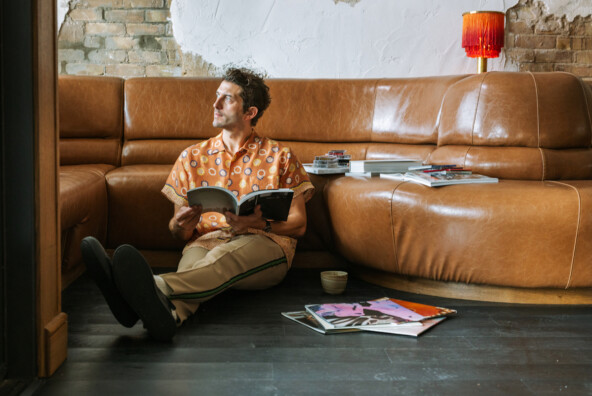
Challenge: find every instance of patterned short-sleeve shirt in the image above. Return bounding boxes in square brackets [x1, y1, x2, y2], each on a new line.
[161, 130, 314, 266]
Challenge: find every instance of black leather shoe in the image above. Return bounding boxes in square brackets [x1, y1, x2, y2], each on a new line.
[80, 236, 139, 328]
[112, 244, 177, 341]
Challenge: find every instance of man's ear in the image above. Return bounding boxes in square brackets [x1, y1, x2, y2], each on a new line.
[243, 106, 258, 122]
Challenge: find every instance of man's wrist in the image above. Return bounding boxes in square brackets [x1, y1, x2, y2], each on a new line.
[262, 219, 272, 233]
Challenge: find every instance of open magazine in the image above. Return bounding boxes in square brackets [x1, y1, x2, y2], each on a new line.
[187, 186, 293, 221]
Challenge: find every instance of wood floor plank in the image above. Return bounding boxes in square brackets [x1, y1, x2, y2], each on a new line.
[39, 268, 592, 395]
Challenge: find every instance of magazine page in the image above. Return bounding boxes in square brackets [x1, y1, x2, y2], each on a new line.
[363, 317, 446, 337]
[238, 189, 294, 220]
[281, 311, 359, 334]
[187, 186, 238, 214]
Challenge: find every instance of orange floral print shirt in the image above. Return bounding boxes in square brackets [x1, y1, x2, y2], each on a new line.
[161, 131, 314, 266]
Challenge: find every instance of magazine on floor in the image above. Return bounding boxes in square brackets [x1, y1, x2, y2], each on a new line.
[282, 310, 446, 337]
[303, 297, 456, 331]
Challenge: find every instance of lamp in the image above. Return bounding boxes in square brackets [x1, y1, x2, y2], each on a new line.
[462, 11, 505, 74]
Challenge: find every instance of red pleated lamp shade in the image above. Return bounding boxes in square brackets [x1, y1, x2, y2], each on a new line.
[462, 11, 505, 58]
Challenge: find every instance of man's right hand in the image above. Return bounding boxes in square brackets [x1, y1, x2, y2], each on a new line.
[169, 204, 202, 241]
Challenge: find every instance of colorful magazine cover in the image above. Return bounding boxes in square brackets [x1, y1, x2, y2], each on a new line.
[304, 297, 456, 330]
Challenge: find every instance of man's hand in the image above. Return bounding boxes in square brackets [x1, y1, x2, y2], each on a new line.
[225, 194, 307, 238]
[224, 205, 265, 235]
[169, 204, 202, 241]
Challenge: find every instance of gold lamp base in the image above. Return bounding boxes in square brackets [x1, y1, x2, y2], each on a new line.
[477, 57, 488, 73]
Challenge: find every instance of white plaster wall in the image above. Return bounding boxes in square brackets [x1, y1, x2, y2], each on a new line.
[171, 0, 514, 78]
[57, 0, 590, 78]
[57, 0, 69, 30]
[544, 0, 592, 21]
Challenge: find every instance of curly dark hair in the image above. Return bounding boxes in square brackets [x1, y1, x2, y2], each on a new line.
[222, 67, 271, 126]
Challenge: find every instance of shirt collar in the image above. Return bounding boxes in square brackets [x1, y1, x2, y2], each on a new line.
[213, 129, 261, 154]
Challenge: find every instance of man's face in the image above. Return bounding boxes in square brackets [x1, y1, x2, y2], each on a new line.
[212, 80, 246, 130]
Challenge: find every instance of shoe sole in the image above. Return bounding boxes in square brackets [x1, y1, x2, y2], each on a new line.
[112, 245, 176, 341]
[80, 237, 139, 328]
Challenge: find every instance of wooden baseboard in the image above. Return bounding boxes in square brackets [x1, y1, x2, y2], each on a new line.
[351, 266, 592, 305]
[42, 313, 68, 377]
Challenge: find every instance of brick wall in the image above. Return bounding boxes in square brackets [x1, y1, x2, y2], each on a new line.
[506, 0, 592, 80]
[58, 0, 184, 77]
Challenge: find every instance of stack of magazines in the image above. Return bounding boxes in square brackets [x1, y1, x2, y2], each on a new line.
[282, 297, 456, 336]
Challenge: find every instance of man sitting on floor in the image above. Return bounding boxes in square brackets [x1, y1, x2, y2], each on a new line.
[81, 67, 314, 341]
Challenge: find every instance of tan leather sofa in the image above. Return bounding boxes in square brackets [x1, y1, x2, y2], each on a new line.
[58, 72, 592, 303]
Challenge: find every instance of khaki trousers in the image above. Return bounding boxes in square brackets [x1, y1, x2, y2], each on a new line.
[160, 234, 288, 322]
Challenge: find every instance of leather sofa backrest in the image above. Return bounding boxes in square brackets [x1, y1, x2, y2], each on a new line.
[122, 77, 221, 165]
[59, 75, 123, 166]
[121, 75, 468, 165]
[433, 72, 592, 180]
[62, 72, 592, 179]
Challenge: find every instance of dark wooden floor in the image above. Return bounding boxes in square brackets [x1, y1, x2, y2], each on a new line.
[39, 268, 592, 396]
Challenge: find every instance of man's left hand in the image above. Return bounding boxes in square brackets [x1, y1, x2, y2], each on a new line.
[224, 205, 265, 234]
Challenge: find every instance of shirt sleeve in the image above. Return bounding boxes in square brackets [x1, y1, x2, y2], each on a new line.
[279, 148, 315, 203]
[161, 149, 192, 207]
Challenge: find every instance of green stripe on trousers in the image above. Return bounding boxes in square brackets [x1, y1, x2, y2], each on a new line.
[169, 256, 287, 300]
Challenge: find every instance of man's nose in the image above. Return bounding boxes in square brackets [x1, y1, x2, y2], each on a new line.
[213, 97, 223, 109]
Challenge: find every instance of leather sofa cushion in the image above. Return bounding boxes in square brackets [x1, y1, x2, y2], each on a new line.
[286, 141, 437, 164]
[120, 76, 468, 166]
[60, 138, 121, 166]
[434, 72, 592, 180]
[59, 76, 123, 166]
[60, 164, 113, 229]
[326, 176, 592, 288]
[260, 79, 376, 142]
[105, 165, 184, 250]
[122, 78, 221, 166]
[371, 75, 468, 144]
[59, 164, 112, 275]
[122, 139, 202, 165]
[439, 72, 592, 148]
[105, 165, 337, 254]
[124, 78, 220, 140]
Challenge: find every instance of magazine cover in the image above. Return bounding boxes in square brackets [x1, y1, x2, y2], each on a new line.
[378, 298, 457, 319]
[305, 297, 455, 330]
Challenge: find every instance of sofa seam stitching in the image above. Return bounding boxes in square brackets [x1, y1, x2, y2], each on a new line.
[529, 72, 545, 180]
[463, 146, 471, 169]
[548, 181, 581, 289]
[369, 79, 380, 150]
[538, 148, 546, 181]
[390, 183, 403, 273]
[577, 76, 592, 146]
[470, 74, 486, 147]
[119, 78, 125, 167]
